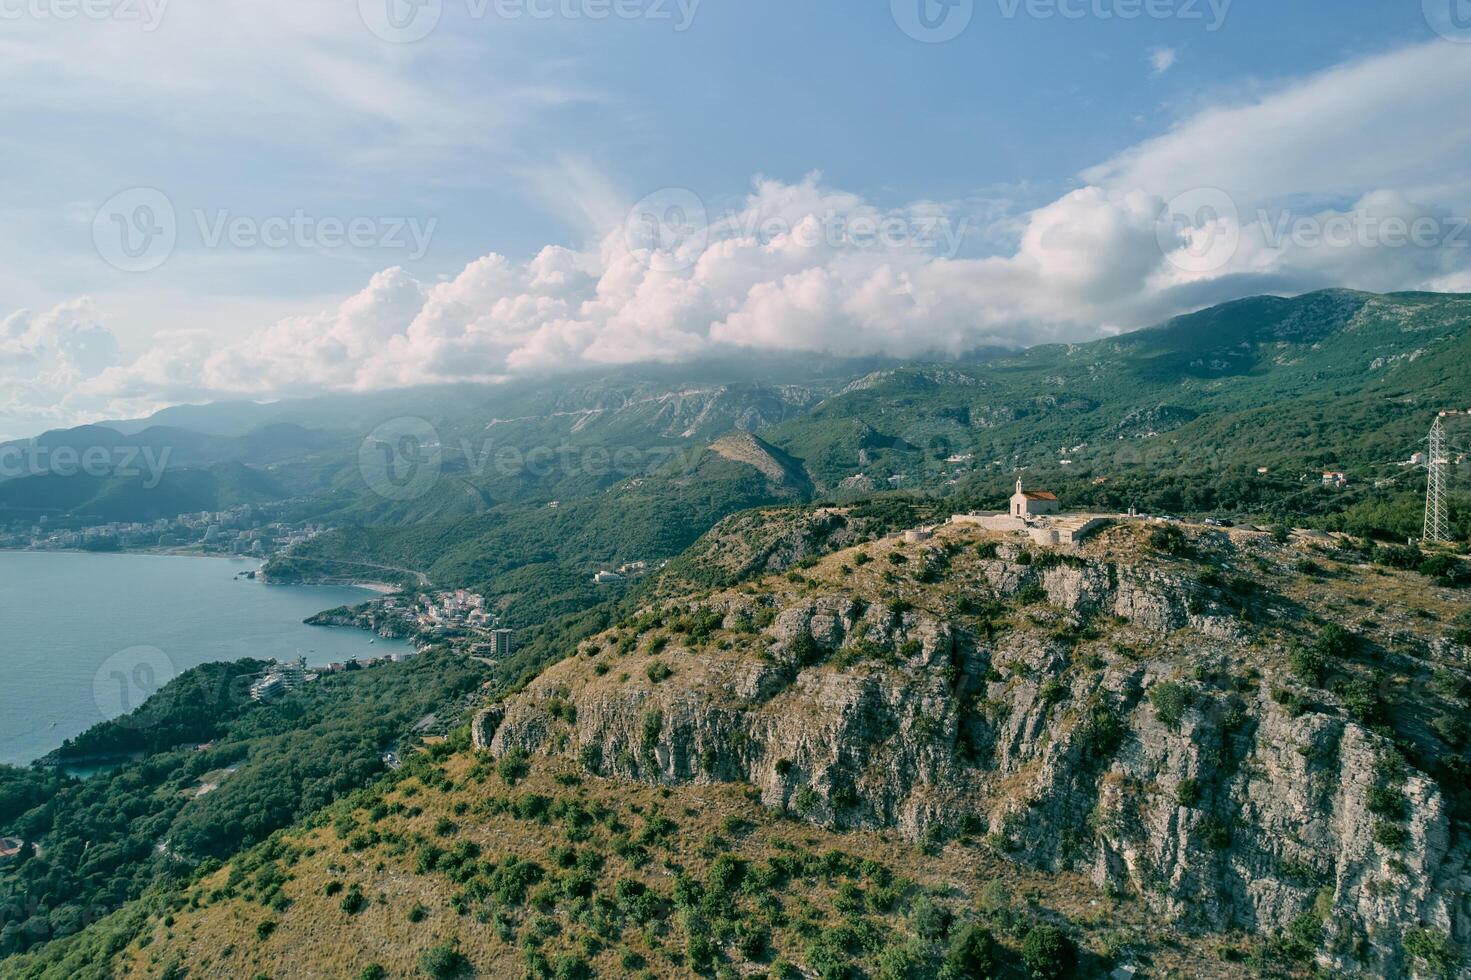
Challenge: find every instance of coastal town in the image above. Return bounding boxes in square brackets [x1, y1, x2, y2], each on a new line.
[0, 502, 326, 557]
[306, 588, 515, 659]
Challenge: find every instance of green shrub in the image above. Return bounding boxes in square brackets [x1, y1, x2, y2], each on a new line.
[1077, 702, 1125, 757]
[1372, 821, 1409, 850]
[1198, 816, 1232, 849]
[419, 942, 470, 979]
[1175, 778, 1200, 807]
[1149, 526, 1188, 555]
[646, 660, 673, 684]
[1431, 713, 1466, 748]
[941, 923, 996, 979]
[1149, 681, 1189, 728]
[1365, 784, 1405, 820]
[1340, 677, 1383, 726]
[497, 750, 531, 785]
[1289, 643, 1327, 686]
[552, 954, 592, 980]
[1313, 623, 1355, 659]
[490, 859, 545, 904]
[340, 884, 366, 914]
[641, 709, 664, 745]
[708, 853, 746, 894]
[910, 894, 952, 941]
[1020, 924, 1075, 979]
[359, 966, 387, 980]
[1286, 907, 1323, 957]
[1404, 928, 1458, 976]
[1016, 583, 1047, 606]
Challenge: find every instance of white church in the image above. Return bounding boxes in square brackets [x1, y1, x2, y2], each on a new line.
[1009, 477, 1059, 518]
[950, 475, 1108, 546]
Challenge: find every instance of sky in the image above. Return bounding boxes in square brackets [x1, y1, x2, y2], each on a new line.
[3, 0, 1471, 439]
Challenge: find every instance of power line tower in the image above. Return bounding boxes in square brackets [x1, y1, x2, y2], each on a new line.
[1424, 415, 1449, 544]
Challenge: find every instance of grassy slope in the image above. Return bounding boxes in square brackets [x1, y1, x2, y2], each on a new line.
[101, 756, 1250, 980]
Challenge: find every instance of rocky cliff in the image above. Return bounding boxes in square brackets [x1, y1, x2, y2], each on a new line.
[476, 521, 1470, 976]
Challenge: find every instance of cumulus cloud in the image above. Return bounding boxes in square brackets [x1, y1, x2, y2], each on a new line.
[0, 299, 121, 436]
[10, 40, 1471, 435]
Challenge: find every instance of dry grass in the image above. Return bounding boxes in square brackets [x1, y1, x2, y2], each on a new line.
[118, 756, 1258, 979]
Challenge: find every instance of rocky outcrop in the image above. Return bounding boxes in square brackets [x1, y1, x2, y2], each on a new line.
[474, 530, 1470, 975]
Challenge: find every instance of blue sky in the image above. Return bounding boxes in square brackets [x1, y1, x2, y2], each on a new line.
[3, 0, 1470, 437]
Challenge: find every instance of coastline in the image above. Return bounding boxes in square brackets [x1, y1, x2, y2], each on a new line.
[0, 546, 256, 561]
[0, 550, 420, 765]
[0, 550, 402, 592]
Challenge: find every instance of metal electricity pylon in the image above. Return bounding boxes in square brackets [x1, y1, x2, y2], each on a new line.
[1424, 415, 1449, 543]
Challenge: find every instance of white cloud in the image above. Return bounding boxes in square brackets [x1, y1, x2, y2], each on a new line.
[1085, 42, 1471, 207]
[1149, 47, 1177, 75]
[8, 40, 1471, 437]
[0, 299, 121, 437]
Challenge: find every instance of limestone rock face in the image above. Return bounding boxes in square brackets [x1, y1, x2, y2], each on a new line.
[475, 542, 1469, 976]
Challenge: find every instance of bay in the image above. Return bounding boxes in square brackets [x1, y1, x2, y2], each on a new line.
[0, 551, 411, 765]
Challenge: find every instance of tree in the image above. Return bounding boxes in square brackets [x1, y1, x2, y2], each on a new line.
[1021, 924, 1075, 979]
[941, 923, 997, 979]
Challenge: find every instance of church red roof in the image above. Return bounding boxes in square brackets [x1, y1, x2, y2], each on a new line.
[1021, 491, 1057, 500]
